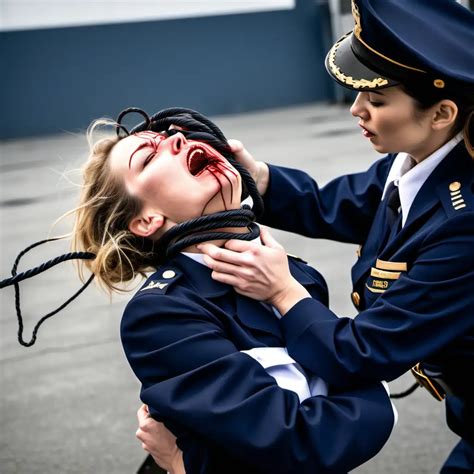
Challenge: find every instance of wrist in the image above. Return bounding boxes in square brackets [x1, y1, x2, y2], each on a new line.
[270, 280, 310, 316]
[170, 450, 185, 474]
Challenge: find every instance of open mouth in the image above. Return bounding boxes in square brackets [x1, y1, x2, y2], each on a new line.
[186, 143, 227, 177]
[187, 146, 210, 176]
[359, 123, 375, 138]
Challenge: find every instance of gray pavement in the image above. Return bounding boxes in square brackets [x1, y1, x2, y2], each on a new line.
[1, 103, 458, 473]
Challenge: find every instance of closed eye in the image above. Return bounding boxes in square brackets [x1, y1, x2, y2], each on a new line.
[143, 151, 156, 168]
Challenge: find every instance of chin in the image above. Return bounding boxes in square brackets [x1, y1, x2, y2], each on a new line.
[371, 142, 390, 154]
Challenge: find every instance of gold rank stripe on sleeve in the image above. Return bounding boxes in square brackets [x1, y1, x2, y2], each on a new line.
[365, 283, 386, 293]
[375, 259, 408, 272]
[370, 267, 401, 280]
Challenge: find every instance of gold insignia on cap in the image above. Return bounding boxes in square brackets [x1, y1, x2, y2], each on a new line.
[434, 79, 445, 88]
[352, 0, 362, 39]
[327, 37, 389, 89]
[449, 181, 461, 192]
[162, 270, 176, 279]
[350, 0, 426, 74]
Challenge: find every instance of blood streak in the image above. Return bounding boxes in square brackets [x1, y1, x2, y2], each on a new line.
[187, 141, 239, 214]
[128, 131, 166, 169]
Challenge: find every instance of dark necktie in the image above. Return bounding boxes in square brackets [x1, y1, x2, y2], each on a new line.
[385, 181, 401, 230]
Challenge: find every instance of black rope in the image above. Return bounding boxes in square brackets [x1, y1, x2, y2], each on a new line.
[117, 106, 264, 219]
[1, 106, 265, 347]
[159, 207, 260, 258]
[0, 238, 95, 347]
[390, 382, 419, 399]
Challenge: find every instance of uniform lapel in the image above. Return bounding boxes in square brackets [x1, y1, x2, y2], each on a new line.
[235, 295, 281, 338]
[174, 254, 282, 338]
[352, 143, 470, 289]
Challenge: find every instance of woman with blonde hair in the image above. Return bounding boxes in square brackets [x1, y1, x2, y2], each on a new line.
[1, 107, 396, 473]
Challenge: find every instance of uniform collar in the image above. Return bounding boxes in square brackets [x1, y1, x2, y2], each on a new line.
[169, 253, 230, 298]
[382, 133, 463, 226]
[404, 139, 471, 229]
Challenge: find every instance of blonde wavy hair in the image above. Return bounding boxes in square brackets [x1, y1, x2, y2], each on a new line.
[72, 119, 156, 293]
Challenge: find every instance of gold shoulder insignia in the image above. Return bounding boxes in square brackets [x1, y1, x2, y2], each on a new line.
[449, 182, 466, 210]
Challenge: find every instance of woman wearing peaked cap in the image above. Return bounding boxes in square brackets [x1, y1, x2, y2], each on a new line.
[197, 0, 474, 472]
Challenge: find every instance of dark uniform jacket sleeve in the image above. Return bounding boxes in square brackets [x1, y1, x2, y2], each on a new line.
[262, 147, 474, 392]
[260, 154, 395, 243]
[280, 211, 474, 386]
[121, 291, 394, 474]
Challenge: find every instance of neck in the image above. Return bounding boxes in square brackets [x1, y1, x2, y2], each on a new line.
[410, 129, 454, 163]
[183, 225, 250, 253]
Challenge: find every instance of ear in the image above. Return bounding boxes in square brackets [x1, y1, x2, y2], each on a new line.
[432, 100, 458, 131]
[129, 212, 165, 238]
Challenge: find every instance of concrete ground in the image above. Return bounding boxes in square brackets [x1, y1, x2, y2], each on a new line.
[1, 103, 458, 473]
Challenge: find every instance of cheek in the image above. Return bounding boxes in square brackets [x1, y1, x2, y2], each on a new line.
[378, 111, 414, 137]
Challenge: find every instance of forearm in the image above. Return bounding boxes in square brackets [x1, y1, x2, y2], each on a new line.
[261, 158, 392, 242]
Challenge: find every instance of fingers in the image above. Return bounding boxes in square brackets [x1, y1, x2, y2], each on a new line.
[224, 239, 259, 252]
[198, 242, 255, 265]
[137, 404, 149, 422]
[203, 255, 254, 280]
[259, 226, 283, 250]
[211, 271, 247, 289]
[227, 139, 243, 153]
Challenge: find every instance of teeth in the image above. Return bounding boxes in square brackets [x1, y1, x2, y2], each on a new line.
[188, 148, 208, 175]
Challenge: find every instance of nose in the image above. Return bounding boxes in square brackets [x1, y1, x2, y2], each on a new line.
[350, 92, 368, 119]
[168, 132, 187, 154]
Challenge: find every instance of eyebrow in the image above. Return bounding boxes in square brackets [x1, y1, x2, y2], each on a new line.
[128, 142, 153, 169]
[370, 90, 385, 96]
[128, 133, 164, 169]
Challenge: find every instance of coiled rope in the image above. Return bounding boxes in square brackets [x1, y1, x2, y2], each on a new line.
[0, 106, 263, 346]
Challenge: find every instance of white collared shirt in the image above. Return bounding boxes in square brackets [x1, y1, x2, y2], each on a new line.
[382, 133, 463, 226]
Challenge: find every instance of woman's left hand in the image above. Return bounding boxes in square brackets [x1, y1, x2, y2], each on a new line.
[198, 227, 310, 315]
[136, 404, 185, 474]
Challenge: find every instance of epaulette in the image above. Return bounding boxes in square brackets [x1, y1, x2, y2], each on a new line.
[138, 266, 183, 295]
[438, 180, 473, 218]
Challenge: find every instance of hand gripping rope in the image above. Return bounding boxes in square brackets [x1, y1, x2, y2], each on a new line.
[0, 107, 262, 347]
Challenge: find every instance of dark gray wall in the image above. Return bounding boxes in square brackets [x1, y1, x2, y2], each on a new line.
[0, 0, 334, 139]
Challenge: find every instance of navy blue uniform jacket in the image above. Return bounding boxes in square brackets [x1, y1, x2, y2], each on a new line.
[121, 254, 395, 474]
[260, 142, 474, 446]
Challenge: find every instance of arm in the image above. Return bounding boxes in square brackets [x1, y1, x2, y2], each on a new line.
[200, 214, 474, 387]
[136, 404, 185, 474]
[260, 157, 394, 243]
[229, 138, 394, 243]
[121, 293, 394, 474]
[279, 212, 474, 386]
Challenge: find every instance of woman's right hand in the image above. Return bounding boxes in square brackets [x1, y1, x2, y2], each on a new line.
[227, 139, 270, 195]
